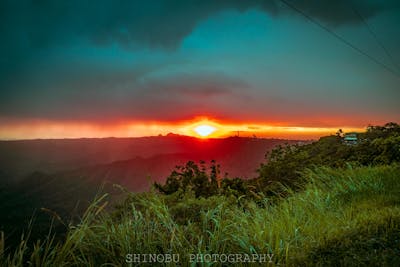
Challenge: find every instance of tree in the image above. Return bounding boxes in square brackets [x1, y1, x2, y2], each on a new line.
[154, 160, 220, 198]
[336, 129, 343, 138]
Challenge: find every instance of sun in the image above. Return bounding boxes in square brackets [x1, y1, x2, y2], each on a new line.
[194, 124, 216, 137]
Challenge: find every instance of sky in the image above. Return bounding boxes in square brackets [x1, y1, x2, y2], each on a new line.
[0, 0, 399, 139]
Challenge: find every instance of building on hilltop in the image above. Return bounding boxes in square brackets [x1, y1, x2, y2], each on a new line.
[343, 132, 358, 145]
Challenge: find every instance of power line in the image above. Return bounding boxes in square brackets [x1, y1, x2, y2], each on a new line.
[278, 0, 400, 78]
[350, 4, 400, 72]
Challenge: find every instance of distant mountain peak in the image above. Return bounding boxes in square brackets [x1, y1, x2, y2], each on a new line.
[166, 132, 182, 137]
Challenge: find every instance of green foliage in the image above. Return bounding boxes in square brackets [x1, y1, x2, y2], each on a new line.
[2, 122, 400, 266]
[153, 160, 267, 203]
[365, 122, 400, 140]
[154, 160, 219, 198]
[2, 165, 400, 266]
[370, 135, 400, 164]
[256, 122, 400, 194]
[220, 177, 248, 198]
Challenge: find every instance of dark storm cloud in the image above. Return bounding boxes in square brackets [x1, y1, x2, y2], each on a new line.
[0, 0, 391, 85]
[0, 0, 392, 90]
[0, 64, 148, 118]
[0, 0, 391, 52]
[141, 73, 249, 98]
[0, 67, 250, 121]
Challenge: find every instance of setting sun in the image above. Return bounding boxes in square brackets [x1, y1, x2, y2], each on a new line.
[194, 124, 216, 137]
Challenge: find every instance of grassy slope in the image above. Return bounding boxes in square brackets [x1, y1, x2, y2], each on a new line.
[1, 165, 400, 266]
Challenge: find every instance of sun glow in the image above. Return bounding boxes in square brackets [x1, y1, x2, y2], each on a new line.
[194, 124, 216, 137]
[0, 118, 365, 140]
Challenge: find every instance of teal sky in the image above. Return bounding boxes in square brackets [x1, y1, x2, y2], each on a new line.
[0, 0, 399, 130]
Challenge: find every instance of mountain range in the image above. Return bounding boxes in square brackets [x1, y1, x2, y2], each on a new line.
[0, 134, 306, 246]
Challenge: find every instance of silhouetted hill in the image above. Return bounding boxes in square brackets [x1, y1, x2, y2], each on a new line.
[0, 135, 303, 185]
[0, 135, 304, 248]
[66, 137, 289, 191]
[0, 136, 200, 178]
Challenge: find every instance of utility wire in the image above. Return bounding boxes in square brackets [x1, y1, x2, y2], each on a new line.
[350, 4, 400, 72]
[279, 0, 400, 78]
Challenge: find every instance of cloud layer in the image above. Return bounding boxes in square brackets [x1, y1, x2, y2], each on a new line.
[0, 0, 388, 52]
[0, 0, 399, 130]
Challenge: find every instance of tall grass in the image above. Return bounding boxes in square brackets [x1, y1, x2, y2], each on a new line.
[1, 165, 399, 266]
